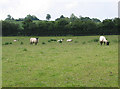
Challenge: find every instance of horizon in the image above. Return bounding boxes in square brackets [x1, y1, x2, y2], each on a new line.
[1, 13, 118, 22]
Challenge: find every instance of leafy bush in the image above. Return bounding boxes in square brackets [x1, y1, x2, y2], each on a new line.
[40, 51, 44, 54]
[20, 42, 23, 45]
[74, 41, 78, 43]
[23, 48, 27, 51]
[82, 41, 86, 44]
[50, 39, 57, 41]
[4, 42, 9, 45]
[48, 40, 51, 42]
[4, 42, 12, 45]
[42, 42, 46, 44]
[87, 40, 91, 43]
[93, 39, 99, 42]
[3, 42, 13, 45]
[9, 42, 12, 44]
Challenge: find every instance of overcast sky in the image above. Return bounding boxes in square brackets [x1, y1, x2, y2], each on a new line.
[0, 0, 119, 21]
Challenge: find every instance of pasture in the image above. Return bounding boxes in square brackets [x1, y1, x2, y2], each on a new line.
[2, 35, 118, 87]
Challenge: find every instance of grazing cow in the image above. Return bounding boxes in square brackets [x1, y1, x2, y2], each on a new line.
[30, 38, 39, 45]
[99, 36, 109, 45]
[67, 39, 73, 42]
[57, 39, 64, 42]
[14, 40, 17, 42]
[13, 39, 19, 42]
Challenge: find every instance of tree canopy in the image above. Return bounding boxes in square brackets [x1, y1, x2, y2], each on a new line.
[46, 14, 51, 21]
[2, 14, 119, 36]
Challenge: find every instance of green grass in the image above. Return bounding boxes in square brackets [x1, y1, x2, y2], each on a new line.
[2, 35, 118, 87]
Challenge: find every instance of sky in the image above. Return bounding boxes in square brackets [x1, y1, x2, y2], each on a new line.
[0, 0, 119, 21]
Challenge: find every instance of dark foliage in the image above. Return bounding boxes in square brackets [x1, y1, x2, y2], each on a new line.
[2, 15, 119, 36]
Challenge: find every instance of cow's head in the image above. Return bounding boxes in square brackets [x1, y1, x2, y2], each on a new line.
[36, 38, 38, 40]
[36, 38, 39, 42]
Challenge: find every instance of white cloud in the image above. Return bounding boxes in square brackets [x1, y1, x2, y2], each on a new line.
[0, 0, 54, 19]
[18, 0, 51, 12]
[0, 0, 118, 20]
[0, 0, 20, 19]
[81, 0, 118, 3]
[65, 1, 78, 9]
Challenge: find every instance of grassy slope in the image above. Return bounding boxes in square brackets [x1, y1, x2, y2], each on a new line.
[2, 35, 118, 87]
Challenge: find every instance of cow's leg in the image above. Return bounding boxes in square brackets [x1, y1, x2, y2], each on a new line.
[30, 42, 32, 44]
[35, 42, 37, 45]
[104, 42, 105, 45]
[100, 41, 103, 45]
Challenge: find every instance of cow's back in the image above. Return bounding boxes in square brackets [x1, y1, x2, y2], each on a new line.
[99, 36, 105, 41]
[30, 38, 36, 42]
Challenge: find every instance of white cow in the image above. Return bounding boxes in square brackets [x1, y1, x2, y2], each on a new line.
[99, 36, 109, 45]
[57, 39, 64, 42]
[13, 39, 19, 42]
[13, 40, 17, 42]
[30, 38, 39, 45]
[67, 39, 72, 42]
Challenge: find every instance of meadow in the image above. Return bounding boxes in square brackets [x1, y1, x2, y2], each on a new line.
[2, 35, 118, 87]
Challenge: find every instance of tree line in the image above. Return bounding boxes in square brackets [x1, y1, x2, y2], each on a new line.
[2, 14, 120, 36]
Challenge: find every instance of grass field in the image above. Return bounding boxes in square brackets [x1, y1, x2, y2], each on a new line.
[2, 35, 118, 87]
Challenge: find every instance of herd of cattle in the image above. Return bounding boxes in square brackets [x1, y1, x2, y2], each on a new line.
[28, 36, 110, 46]
[30, 38, 73, 45]
[13, 36, 109, 46]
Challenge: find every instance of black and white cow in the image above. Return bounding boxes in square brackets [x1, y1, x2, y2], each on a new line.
[99, 36, 109, 45]
[30, 38, 39, 45]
